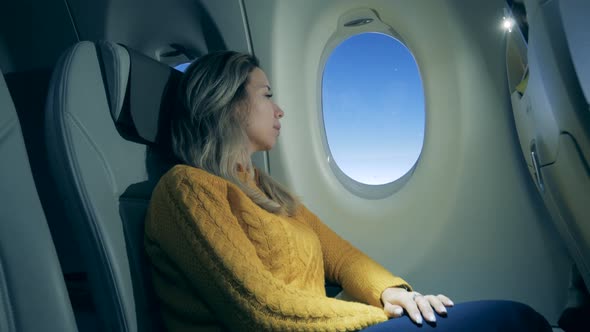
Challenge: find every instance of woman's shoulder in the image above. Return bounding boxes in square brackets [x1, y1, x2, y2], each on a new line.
[158, 164, 229, 193]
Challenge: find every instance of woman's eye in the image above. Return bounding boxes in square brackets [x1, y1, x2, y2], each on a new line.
[265, 94, 273, 99]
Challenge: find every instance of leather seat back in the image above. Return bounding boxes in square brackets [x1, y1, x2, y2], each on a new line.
[0, 70, 78, 332]
[45, 41, 181, 332]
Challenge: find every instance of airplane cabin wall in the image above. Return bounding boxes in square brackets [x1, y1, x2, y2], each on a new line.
[244, 0, 572, 323]
[66, 0, 250, 63]
[0, 0, 77, 74]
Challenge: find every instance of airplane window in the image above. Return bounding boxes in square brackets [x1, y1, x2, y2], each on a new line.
[174, 61, 192, 72]
[322, 32, 425, 186]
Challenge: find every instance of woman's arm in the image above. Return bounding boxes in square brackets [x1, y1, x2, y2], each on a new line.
[145, 167, 388, 331]
[296, 205, 454, 325]
[298, 205, 412, 308]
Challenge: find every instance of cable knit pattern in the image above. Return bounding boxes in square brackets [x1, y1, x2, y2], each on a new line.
[144, 165, 411, 331]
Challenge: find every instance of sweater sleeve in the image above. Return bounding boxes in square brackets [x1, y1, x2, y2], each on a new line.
[144, 167, 388, 332]
[298, 205, 412, 308]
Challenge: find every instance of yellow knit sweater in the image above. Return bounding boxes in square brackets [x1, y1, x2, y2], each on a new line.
[144, 165, 411, 331]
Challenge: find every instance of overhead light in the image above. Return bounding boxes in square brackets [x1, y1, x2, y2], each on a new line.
[502, 8, 515, 32]
[502, 16, 515, 32]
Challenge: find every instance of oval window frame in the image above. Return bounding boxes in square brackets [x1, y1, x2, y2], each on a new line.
[318, 8, 426, 199]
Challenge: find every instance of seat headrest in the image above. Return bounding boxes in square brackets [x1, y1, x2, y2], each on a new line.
[96, 41, 183, 146]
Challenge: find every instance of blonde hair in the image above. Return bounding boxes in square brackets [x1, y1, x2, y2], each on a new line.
[170, 51, 298, 215]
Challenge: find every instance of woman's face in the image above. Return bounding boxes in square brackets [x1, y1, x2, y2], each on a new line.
[243, 68, 284, 155]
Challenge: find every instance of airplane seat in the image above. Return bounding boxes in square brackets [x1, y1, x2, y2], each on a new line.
[0, 71, 78, 331]
[44, 40, 181, 332]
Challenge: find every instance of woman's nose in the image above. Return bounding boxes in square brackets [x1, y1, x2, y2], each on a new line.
[275, 105, 284, 118]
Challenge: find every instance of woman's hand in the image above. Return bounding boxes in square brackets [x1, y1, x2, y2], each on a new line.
[381, 287, 454, 325]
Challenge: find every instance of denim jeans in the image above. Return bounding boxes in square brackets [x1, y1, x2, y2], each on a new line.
[360, 300, 552, 332]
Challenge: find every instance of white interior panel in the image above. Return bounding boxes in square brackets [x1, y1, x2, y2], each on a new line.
[245, 0, 571, 323]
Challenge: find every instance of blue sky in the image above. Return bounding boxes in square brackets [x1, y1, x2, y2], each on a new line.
[175, 62, 191, 72]
[322, 32, 425, 185]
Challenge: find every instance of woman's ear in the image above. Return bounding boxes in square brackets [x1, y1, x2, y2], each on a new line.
[233, 100, 250, 124]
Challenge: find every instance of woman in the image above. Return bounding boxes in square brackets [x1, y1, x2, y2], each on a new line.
[144, 51, 551, 331]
